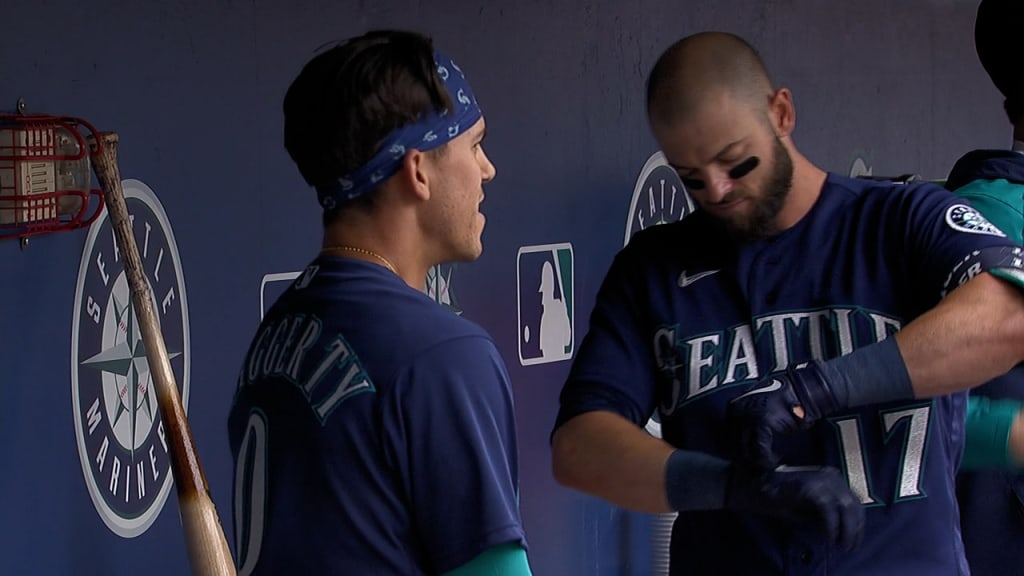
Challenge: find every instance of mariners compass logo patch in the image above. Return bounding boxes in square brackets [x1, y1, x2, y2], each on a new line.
[945, 203, 1006, 237]
[70, 179, 190, 538]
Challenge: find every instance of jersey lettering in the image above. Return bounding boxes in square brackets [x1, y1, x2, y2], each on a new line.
[240, 313, 376, 424]
[652, 304, 932, 512]
[655, 306, 902, 410]
[234, 410, 268, 576]
[722, 324, 758, 385]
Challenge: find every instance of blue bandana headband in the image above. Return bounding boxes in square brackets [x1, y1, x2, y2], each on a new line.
[315, 51, 483, 209]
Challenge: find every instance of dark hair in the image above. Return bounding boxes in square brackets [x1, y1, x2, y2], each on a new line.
[282, 29, 454, 226]
[975, 0, 1024, 125]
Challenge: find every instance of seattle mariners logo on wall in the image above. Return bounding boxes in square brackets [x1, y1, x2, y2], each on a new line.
[71, 179, 190, 538]
[625, 151, 695, 246]
[426, 263, 462, 315]
[946, 204, 1007, 237]
[848, 155, 873, 179]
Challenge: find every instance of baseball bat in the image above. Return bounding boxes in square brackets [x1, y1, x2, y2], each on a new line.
[88, 132, 237, 576]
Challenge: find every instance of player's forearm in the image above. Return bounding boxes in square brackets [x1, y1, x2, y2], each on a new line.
[551, 411, 677, 514]
[896, 273, 1024, 398]
[728, 273, 1024, 469]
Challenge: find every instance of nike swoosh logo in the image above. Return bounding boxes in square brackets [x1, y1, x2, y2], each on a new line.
[731, 379, 783, 402]
[678, 269, 720, 287]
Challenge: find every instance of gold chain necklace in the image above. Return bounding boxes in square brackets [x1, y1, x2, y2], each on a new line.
[321, 245, 398, 275]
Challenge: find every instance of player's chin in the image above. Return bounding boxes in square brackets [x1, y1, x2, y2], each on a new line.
[455, 246, 483, 263]
[453, 233, 484, 262]
[468, 235, 484, 260]
[720, 213, 757, 235]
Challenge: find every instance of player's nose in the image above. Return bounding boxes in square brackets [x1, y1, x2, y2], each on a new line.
[703, 170, 734, 203]
[479, 148, 496, 183]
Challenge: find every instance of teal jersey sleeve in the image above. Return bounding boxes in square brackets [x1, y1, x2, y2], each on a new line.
[954, 179, 1024, 244]
[962, 396, 1021, 470]
[442, 543, 533, 576]
[955, 176, 1024, 470]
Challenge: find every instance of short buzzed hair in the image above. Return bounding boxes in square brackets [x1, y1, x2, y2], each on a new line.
[646, 32, 774, 126]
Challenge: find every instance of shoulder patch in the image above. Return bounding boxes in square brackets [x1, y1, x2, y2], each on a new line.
[945, 203, 1007, 237]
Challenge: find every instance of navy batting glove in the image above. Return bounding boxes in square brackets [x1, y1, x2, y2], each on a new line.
[726, 464, 864, 551]
[727, 363, 842, 469]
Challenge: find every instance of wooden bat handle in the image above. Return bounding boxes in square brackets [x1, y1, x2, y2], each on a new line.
[88, 132, 237, 576]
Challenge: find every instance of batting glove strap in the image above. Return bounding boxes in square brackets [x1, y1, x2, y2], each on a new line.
[787, 362, 842, 424]
[727, 372, 823, 470]
[728, 337, 913, 470]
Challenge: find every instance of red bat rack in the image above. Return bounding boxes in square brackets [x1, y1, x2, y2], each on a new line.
[0, 104, 105, 246]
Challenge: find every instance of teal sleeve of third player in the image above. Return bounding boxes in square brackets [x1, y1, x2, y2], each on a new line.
[961, 396, 1022, 470]
[955, 180, 1024, 244]
[441, 543, 533, 576]
[954, 177, 1024, 470]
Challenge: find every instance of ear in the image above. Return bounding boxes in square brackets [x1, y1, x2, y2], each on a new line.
[768, 88, 796, 138]
[395, 149, 431, 202]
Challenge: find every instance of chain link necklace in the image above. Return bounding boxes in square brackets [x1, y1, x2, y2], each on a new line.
[321, 245, 398, 275]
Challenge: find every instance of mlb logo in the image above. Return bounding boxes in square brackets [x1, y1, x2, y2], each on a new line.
[260, 271, 302, 320]
[517, 243, 574, 366]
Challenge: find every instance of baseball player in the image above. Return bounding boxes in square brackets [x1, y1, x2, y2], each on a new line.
[552, 31, 1024, 575]
[227, 30, 533, 575]
[949, 1, 1024, 574]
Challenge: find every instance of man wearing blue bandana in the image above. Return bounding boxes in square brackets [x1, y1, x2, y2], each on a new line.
[227, 30, 532, 576]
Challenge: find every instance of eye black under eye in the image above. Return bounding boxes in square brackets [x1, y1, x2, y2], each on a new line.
[728, 156, 760, 180]
[681, 177, 705, 190]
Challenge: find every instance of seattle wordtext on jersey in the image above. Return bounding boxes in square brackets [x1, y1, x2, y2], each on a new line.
[654, 306, 901, 414]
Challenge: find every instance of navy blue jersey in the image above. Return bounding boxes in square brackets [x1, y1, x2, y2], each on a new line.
[228, 256, 526, 575]
[558, 174, 1019, 575]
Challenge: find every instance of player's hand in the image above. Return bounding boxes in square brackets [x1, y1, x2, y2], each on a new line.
[725, 464, 864, 551]
[727, 364, 842, 469]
